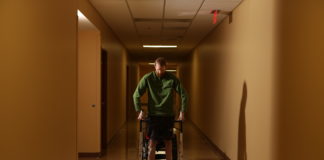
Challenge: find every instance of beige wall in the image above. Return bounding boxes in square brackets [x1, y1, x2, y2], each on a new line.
[77, 30, 101, 153]
[0, 0, 77, 160]
[275, 0, 324, 159]
[178, 57, 192, 117]
[78, 0, 128, 143]
[106, 48, 128, 142]
[0, 0, 128, 159]
[127, 62, 139, 118]
[188, 0, 277, 159]
[189, 0, 324, 159]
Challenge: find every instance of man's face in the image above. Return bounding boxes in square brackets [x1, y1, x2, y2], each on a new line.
[155, 63, 166, 77]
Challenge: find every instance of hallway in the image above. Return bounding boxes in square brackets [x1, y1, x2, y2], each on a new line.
[1, 0, 324, 160]
[79, 119, 225, 160]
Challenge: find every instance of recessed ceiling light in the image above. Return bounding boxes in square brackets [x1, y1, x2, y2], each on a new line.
[143, 45, 177, 48]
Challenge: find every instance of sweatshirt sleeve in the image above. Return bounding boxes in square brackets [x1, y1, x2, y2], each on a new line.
[133, 76, 147, 112]
[174, 78, 188, 112]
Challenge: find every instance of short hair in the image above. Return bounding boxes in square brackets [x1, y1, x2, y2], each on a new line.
[155, 57, 167, 66]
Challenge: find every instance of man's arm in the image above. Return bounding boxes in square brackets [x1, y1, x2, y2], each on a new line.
[174, 78, 188, 120]
[133, 76, 147, 114]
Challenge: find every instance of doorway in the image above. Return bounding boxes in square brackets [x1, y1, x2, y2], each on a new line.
[101, 49, 108, 150]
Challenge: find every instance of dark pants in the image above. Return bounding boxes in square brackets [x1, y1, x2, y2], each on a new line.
[147, 116, 174, 141]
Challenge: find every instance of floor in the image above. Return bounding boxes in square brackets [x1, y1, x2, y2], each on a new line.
[79, 117, 224, 160]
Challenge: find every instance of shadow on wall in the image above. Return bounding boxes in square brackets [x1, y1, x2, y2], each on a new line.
[238, 81, 247, 160]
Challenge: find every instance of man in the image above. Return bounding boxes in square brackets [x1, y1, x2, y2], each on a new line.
[133, 57, 188, 160]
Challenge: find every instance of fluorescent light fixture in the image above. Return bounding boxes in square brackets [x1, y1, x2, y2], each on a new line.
[77, 10, 87, 20]
[143, 45, 177, 48]
[166, 70, 177, 72]
[148, 63, 155, 65]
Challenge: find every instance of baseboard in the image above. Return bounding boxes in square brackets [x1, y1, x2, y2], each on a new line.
[189, 120, 231, 160]
[78, 152, 101, 157]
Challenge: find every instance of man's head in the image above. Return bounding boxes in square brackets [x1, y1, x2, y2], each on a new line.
[154, 57, 167, 77]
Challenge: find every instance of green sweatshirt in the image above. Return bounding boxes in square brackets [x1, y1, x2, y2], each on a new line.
[133, 71, 188, 116]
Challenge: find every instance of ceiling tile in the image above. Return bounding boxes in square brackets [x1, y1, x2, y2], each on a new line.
[128, 0, 164, 19]
[165, 0, 204, 19]
[164, 22, 190, 28]
[180, 0, 238, 48]
[201, 0, 241, 11]
[141, 37, 162, 44]
[160, 39, 181, 45]
[89, 0, 140, 49]
[182, 11, 227, 47]
[136, 22, 162, 36]
[141, 36, 181, 44]
[162, 29, 186, 37]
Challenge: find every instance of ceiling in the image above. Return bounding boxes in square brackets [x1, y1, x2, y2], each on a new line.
[78, 10, 98, 30]
[89, 0, 242, 58]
